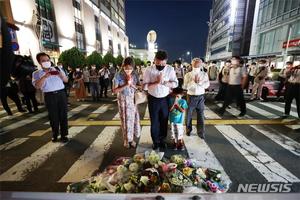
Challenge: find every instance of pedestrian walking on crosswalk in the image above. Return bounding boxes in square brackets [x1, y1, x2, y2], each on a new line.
[113, 57, 141, 148]
[218, 56, 247, 117]
[32, 52, 69, 143]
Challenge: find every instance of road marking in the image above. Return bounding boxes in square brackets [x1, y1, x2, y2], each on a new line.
[216, 103, 299, 130]
[205, 107, 221, 119]
[28, 128, 52, 137]
[246, 104, 278, 119]
[136, 126, 152, 153]
[279, 102, 297, 109]
[0, 126, 87, 181]
[250, 125, 300, 157]
[45, 104, 90, 125]
[112, 112, 120, 120]
[0, 138, 29, 151]
[143, 106, 150, 120]
[215, 125, 300, 182]
[0, 107, 17, 115]
[68, 119, 299, 126]
[58, 126, 119, 183]
[1, 112, 49, 134]
[86, 104, 111, 120]
[260, 102, 298, 118]
[183, 128, 231, 185]
[0, 112, 23, 123]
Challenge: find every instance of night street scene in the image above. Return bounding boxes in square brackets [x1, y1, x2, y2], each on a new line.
[0, 0, 300, 199]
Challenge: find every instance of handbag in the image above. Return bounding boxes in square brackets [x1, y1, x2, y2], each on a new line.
[135, 90, 147, 105]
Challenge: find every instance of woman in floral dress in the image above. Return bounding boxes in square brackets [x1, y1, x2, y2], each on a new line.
[113, 57, 141, 148]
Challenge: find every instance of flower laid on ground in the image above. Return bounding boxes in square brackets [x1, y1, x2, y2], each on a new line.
[67, 151, 230, 193]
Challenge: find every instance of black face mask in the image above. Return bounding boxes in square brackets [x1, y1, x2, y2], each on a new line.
[156, 65, 165, 71]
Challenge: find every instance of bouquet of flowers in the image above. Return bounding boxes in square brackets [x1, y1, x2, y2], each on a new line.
[67, 151, 230, 193]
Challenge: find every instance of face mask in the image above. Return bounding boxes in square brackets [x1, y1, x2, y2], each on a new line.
[92, 67, 96, 70]
[76, 69, 80, 72]
[124, 69, 133, 75]
[192, 67, 201, 73]
[156, 65, 165, 71]
[42, 61, 51, 69]
[258, 64, 265, 67]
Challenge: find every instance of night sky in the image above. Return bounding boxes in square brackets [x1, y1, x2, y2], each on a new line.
[125, 0, 212, 62]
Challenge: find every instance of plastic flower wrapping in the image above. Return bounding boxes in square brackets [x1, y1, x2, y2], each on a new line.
[67, 151, 230, 193]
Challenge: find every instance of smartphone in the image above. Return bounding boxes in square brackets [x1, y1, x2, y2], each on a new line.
[49, 70, 59, 75]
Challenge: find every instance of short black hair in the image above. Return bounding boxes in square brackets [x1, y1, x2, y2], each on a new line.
[123, 57, 135, 67]
[286, 61, 293, 65]
[251, 62, 256, 65]
[36, 52, 50, 63]
[174, 60, 181, 65]
[172, 87, 184, 95]
[155, 50, 168, 60]
[225, 60, 231, 63]
[212, 61, 217, 64]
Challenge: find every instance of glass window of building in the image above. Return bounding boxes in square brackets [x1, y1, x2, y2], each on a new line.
[108, 25, 111, 32]
[35, 0, 54, 21]
[108, 39, 113, 53]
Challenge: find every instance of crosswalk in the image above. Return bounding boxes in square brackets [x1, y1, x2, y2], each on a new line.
[0, 101, 299, 192]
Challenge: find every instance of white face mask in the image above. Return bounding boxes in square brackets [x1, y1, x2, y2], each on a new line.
[76, 69, 80, 72]
[42, 61, 51, 69]
[192, 67, 200, 73]
[258, 64, 265, 67]
[92, 66, 96, 70]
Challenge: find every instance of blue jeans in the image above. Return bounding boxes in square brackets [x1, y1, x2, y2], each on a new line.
[186, 95, 205, 136]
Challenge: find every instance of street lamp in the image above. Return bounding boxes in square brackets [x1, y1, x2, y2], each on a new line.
[186, 51, 192, 63]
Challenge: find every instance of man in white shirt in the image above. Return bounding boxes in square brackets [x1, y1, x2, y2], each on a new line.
[143, 50, 178, 150]
[219, 56, 247, 117]
[250, 59, 269, 100]
[83, 66, 90, 94]
[247, 62, 257, 93]
[183, 58, 209, 139]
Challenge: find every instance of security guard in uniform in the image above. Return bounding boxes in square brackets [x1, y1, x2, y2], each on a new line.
[32, 52, 69, 142]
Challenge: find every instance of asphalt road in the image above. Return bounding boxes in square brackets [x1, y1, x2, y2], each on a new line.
[0, 94, 299, 193]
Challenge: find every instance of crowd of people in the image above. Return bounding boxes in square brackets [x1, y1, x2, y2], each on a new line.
[1, 50, 299, 150]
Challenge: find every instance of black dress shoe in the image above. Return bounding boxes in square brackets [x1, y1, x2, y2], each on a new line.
[51, 137, 58, 142]
[61, 137, 69, 143]
[186, 131, 191, 136]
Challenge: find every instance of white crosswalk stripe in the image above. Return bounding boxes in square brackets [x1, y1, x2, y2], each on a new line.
[45, 104, 90, 124]
[1, 112, 49, 134]
[250, 125, 300, 157]
[0, 126, 87, 181]
[215, 125, 300, 182]
[0, 106, 17, 115]
[246, 104, 278, 119]
[59, 126, 119, 183]
[143, 106, 150, 120]
[0, 138, 29, 151]
[205, 107, 220, 119]
[183, 128, 231, 185]
[216, 103, 299, 130]
[260, 102, 298, 118]
[279, 102, 297, 109]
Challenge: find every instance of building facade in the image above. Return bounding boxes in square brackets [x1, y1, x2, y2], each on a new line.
[205, 0, 256, 61]
[7, 0, 129, 64]
[249, 0, 300, 67]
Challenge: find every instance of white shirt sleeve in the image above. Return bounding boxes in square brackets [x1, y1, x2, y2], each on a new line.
[142, 67, 151, 91]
